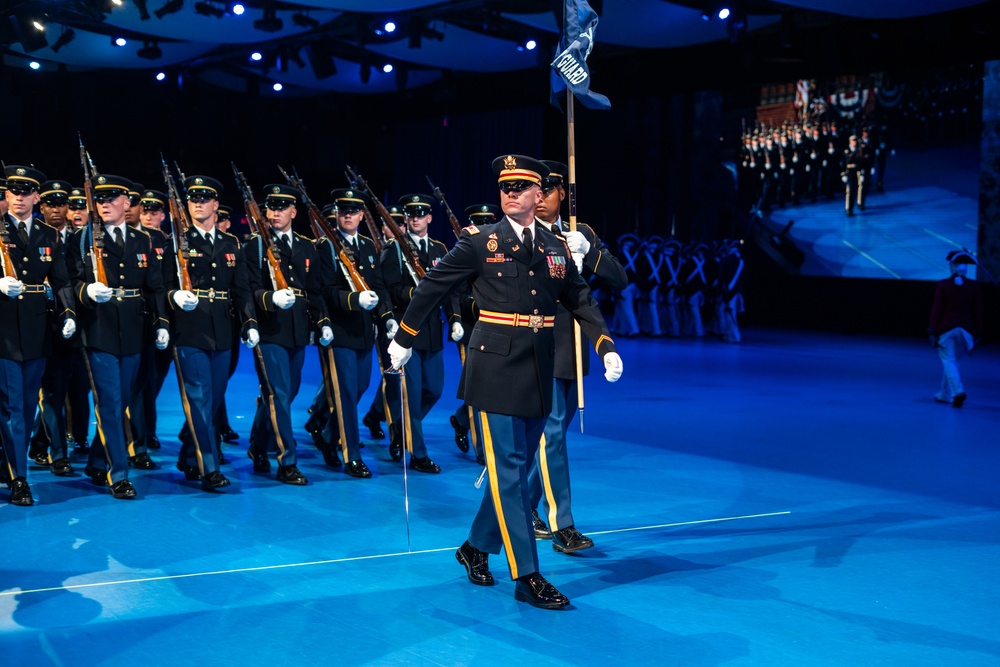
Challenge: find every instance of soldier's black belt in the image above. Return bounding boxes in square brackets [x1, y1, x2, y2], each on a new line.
[479, 310, 555, 329]
[111, 288, 142, 298]
[192, 288, 228, 300]
[21, 284, 48, 294]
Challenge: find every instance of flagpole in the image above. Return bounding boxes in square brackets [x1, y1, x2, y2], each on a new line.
[566, 88, 585, 433]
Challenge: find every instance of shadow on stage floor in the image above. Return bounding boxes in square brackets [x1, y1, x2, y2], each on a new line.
[2, 328, 998, 665]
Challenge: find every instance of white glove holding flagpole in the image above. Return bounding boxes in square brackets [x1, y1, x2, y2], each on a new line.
[603, 352, 623, 382]
[450, 322, 464, 342]
[387, 339, 412, 370]
[564, 230, 590, 255]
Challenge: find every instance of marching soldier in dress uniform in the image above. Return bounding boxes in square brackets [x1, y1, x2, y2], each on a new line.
[448, 203, 500, 466]
[612, 233, 641, 336]
[841, 135, 866, 217]
[166, 175, 243, 490]
[235, 184, 332, 485]
[65, 187, 92, 453]
[659, 239, 684, 337]
[28, 179, 81, 476]
[212, 203, 242, 447]
[387, 155, 623, 610]
[313, 188, 395, 478]
[0, 166, 76, 505]
[380, 193, 460, 473]
[526, 160, 628, 553]
[67, 173, 169, 500]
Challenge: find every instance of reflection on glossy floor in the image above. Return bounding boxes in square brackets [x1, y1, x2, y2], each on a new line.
[2, 329, 998, 665]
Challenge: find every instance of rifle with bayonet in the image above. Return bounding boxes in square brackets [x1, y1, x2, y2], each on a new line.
[343, 169, 384, 254]
[161, 154, 193, 291]
[345, 165, 425, 280]
[425, 175, 463, 239]
[278, 165, 370, 293]
[78, 135, 107, 285]
[231, 162, 288, 291]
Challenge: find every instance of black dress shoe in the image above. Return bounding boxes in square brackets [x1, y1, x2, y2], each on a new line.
[50, 458, 74, 477]
[146, 435, 161, 450]
[551, 526, 594, 553]
[408, 456, 441, 474]
[31, 444, 49, 466]
[129, 453, 157, 470]
[363, 411, 385, 439]
[201, 471, 231, 491]
[248, 446, 271, 473]
[10, 478, 34, 506]
[344, 459, 372, 478]
[84, 466, 109, 487]
[276, 464, 308, 485]
[514, 573, 570, 609]
[532, 509, 553, 540]
[110, 479, 137, 499]
[388, 424, 403, 462]
[953, 392, 967, 408]
[455, 541, 494, 586]
[176, 461, 202, 481]
[73, 441, 90, 455]
[220, 428, 239, 443]
[320, 442, 343, 468]
[449, 414, 469, 453]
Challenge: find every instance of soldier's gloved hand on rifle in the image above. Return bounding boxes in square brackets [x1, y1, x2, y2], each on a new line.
[450, 322, 464, 342]
[385, 319, 399, 340]
[563, 230, 591, 256]
[173, 289, 199, 312]
[358, 290, 379, 310]
[572, 252, 584, 273]
[155, 328, 170, 350]
[387, 339, 411, 370]
[62, 318, 76, 339]
[319, 326, 334, 346]
[603, 352, 623, 383]
[272, 288, 296, 310]
[841, 174, 849, 183]
[86, 281, 113, 303]
[0, 276, 24, 298]
[244, 329, 260, 349]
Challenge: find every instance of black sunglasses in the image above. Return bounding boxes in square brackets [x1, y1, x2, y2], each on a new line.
[499, 180, 535, 194]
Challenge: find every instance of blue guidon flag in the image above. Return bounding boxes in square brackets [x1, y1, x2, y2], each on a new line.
[550, 0, 611, 111]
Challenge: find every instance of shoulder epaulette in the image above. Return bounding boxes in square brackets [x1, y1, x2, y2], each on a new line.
[463, 225, 481, 236]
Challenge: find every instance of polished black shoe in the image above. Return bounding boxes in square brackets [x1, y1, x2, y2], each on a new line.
[176, 461, 202, 481]
[532, 509, 553, 540]
[30, 442, 49, 466]
[449, 414, 470, 453]
[388, 424, 403, 462]
[320, 442, 343, 468]
[551, 526, 594, 553]
[110, 479, 137, 499]
[514, 573, 570, 609]
[276, 464, 308, 485]
[248, 446, 271, 473]
[73, 441, 90, 455]
[953, 392, 967, 408]
[344, 459, 372, 478]
[50, 458, 74, 477]
[84, 466, 109, 487]
[129, 453, 157, 470]
[408, 456, 441, 474]
[10, 478, 34, 506]
[220, 428, 239, 443]
[363, 411, 385, 439]
[455, 540, 494, 586]
[201, 471, 231, 491]
[146, 435, 161, 450]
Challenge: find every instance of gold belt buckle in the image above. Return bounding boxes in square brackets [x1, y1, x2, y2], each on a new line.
[528, 314, 543, 331]
[115, 287, 125, 301]
[208, 288, 216, 301]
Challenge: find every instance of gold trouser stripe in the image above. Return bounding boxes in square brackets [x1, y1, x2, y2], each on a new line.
[253, 346, 286, 460]
[323, 347, 349, 462]
[37, 387, 52, 464]
[124, 405, 136, 458]
[538, 433, 559, 532]
[81, 352, 114, 487]
[478, 411, 517, 579]
[172, 348, 206, 475]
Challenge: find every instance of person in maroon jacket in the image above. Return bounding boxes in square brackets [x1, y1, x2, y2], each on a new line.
[928, 250, 983, 408]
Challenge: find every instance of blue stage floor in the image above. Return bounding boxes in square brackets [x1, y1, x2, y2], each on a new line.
[2, 330, 998, 665]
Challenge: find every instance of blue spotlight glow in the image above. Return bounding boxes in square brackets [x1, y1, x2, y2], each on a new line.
[718, 8, 730, 19]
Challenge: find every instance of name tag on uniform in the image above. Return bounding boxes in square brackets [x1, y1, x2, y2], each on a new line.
[546, 255, 566, 278]
[486, 253, 507, 263]
[189, 250, 204, 258]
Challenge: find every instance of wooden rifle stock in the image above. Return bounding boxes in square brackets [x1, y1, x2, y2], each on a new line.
[78, 135, 107, 284]
[0, 228, 17, 279]
[161, 155, 193, 291]
[425, 176, 463, 239]
[345, 165, 425, 279]
[231, 162, 288, 291]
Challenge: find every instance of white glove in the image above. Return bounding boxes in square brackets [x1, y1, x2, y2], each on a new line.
[564, 230, 591, 255]
[62, 318, 76, 339]
[155, 328, 170, 350]
[842, 175, 849, 183]
[86, 282, 113, 303]
[387, 339, 412, 370]
[572, 252, 584, 273]
[358, 290, 379, 310]
[385, 319, 399, 340]
[450, 322, 464, 342]
[319, 325, 334, 346]
[245, 329, 260, 349]
[603, 352, 623, 383]
[272, 288, 296, 310]
[0, 276, 24, 298]
[172, 289, 199, 312]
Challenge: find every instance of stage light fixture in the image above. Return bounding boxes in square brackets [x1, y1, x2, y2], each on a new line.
[254, 5, 283, 32]
[231, 3, 245, 15]
[292, 13, 318, 29]
[138, 40, 162, 59]
[10, 11, 49, 51]
[195, 2, 224, 18]
[250, 51, 262, 61]
[32, 20, 44, 31]
[718, 7, 730, 19]
[305, 42, 337, 79]
[113, 36, 127, 46]
[112, 0, 123, 5]
[134, 0, 150, 20]
[156, 71, 166, 80]
[154, 0, 184, 19]
[29, 61, 41, 70]
[382, 63, 392, 73]
[273, 82, 283, 92]
[50, 28, 76, 53]
[384, 20, 396, 33]
[701, 12, 710, 20]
